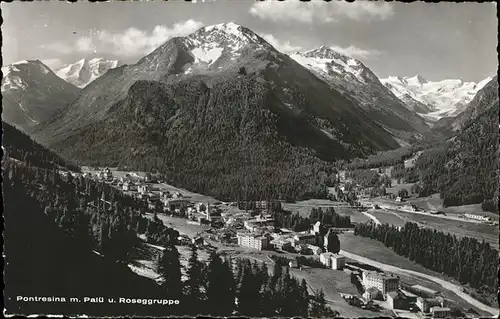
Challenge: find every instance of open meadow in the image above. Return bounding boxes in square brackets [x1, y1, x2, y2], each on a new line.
[389, 210, 499, 249]
[367, 209, 408, 227]
[283, 199, 372, 224]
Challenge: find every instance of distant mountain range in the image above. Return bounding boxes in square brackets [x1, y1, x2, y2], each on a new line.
[1, 60, 80, 133]
[2, 22, 496, 200]
[381, 74, 492, 122]
[54, 58, 120, 88]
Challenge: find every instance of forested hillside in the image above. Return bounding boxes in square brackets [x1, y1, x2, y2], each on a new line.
[3, 161, 172, 316]
[415, 100, 499, 212]
[49, 77, 344, 201]
[2, 121, 80, 172]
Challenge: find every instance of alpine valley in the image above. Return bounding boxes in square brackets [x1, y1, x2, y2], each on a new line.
[2, 23, 497, 202]
[27, 23, 420, 199]
[3, 15, 499, 319]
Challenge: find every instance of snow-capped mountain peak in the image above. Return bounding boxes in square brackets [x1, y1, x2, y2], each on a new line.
[291, 46, 367, 84]
[290, 46, 430, 135]
[196, 22, 265, 45]
[302, 45, 356, 62]
[381, 74, 492, 120]
[2, 59, 53, 91]
[1, 59, 80, 132]
[134, 21, 276, 75]
[182, 22, 272, 65]
[54, 58, 120, 88]
[404, 74, 428, 86]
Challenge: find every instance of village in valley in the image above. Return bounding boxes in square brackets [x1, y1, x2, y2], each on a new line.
[2, 2, 498, 318]
[71, 165, 499, 319]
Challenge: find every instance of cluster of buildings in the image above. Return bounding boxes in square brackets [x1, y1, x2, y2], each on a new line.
[401, 204, 421, 212]
[464, 213, 492, 222]
[236, 220, 351, 259]
[238, 200, 282, 212]
[243, 214, 275, 232]
[236, 219, 330, 254]
[359, 270, 450, 315]
[237, 229, 323, 253]
[83, 167, 114, 180]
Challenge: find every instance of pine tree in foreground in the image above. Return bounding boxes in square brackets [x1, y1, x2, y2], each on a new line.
[309, 288, 340, 318]
[156, 243, 183, 300]
[205, 252, 236, 316]
[237, 259, 261, 317]
[184, 245, 206, 315]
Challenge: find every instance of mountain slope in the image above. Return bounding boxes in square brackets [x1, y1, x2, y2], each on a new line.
[33, 23, 402, 200]
[451, 76, 499, 131]
[415, 75, 499, 212]
[54, 57, 120, 88]
[1, 60, 80, 133]
[424, 76, 498, 141]
[381, 75, 492, 122]
[2, 121, 80, 171]
[291, 47, 429, 137]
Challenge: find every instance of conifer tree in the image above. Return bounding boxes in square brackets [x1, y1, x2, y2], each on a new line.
[327, 232, 340, 253]
[258, 278, 275, 317]
[156, 243, 183, 299]
[299, 279, 310, 317]
[184, 245, 205, 315]
[205, 252, 236, 316]
[237, 260, 260, 316]
[310, 289, 328, 317]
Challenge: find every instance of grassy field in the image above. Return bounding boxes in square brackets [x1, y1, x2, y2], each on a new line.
[386, 183, 415, 195]
[282, 199, 345, 216]
[405, 193, 499, 220]
[290, 268, 391, 318]
[367, 194, 499, 248]
[367, 209, 408, 227]
[150, 214, 209, 238]
[392, 210, 499, 249]
[336, 207, 374, 224]
[339, 233, 442, 277]
[156, 182, 219, 204]
[282, 199, 371, 225]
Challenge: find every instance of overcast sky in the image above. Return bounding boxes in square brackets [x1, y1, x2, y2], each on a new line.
[1, 0, 497, 82]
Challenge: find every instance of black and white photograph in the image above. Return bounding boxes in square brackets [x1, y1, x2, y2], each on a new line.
[2, 0, 499, 317]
